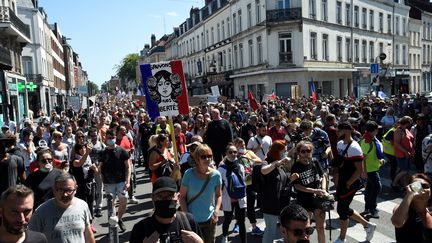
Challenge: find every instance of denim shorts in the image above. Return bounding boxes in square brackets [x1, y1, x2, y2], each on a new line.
[397, 157, 411, 171]
[104, 182, 128, 199]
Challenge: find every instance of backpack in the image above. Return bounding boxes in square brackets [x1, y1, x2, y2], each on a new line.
[238, 155, 253, 186]
[221, 164, 246, 199]
[153, 149, 174, 178]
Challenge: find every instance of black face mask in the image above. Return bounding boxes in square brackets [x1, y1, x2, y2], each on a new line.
[154, 200, 177, 218]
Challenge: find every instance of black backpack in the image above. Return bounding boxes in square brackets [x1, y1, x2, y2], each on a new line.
[152, 149, 174, 178]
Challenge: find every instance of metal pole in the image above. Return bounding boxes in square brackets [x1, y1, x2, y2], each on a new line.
[107, 193, 119, 243]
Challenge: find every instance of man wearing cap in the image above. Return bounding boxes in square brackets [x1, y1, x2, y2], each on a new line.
[333, 122, 376, 243]
[130, 177, 203, 243]
[1, 124, 10, 135]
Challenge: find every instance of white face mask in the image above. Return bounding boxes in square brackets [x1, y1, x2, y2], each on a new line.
[238, 148, 246, 155]
[40, 163, 53, 173]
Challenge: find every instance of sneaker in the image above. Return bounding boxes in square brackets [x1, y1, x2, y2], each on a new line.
[232, 223, 239, 233]
[251, 226, 264, 236]
[360, 210, 370, 217]
[129, 196, 139, 204]
[94, 208, 102, 218]
[220, 235, 228, 243]
[369, 209, 380, 219]
[118, 219, 126, 232]
[365, 222, 377, 242]
[90, 224, 97, 233]
[333, 238, 346, 243]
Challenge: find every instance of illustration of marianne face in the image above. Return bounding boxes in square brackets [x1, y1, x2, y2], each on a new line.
[147, 70, 182, 104]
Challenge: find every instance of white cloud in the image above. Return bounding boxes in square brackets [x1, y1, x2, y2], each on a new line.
[166, 12, 178, 16]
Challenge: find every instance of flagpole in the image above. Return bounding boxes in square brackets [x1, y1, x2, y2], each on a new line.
[168, 116, 181, 181]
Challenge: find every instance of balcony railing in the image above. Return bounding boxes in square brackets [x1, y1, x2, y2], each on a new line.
[0, 7, 30, 40]
[0, 45, 12, 70]
[279, 52, 293, 64]
[267, 8, 302, 22]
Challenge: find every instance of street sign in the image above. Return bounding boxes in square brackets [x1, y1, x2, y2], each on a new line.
[77, 85, 88, 94]
[379, 53, 387, 61]
[370, 63, 379, 74]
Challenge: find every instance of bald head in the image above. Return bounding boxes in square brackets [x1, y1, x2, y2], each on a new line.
[211, 109, 221, 120]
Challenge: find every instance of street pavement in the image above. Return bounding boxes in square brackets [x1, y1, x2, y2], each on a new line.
[93, 163, 402, 243]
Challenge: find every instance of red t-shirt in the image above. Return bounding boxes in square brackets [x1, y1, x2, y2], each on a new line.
[176, 133, 186, 155]
[117, 136, 134, 152]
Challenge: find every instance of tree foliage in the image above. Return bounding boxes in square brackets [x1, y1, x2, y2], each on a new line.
[115, 53, 140, 86]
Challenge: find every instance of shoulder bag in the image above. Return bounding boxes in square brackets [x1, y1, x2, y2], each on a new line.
[187, 170, 212, 205]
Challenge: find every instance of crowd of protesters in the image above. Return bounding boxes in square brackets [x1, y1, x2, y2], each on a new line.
[0, 92, 432, 243]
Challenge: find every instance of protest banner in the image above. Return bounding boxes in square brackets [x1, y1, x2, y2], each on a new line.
[140, 60, 189, 119]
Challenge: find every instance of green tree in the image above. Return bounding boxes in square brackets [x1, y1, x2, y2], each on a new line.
[115, 53, 140, 90]
[88, 81, 100, 95]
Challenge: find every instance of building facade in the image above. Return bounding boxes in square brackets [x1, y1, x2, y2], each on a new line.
[162, 0, 415, 100]
[0, 0, 31, 124]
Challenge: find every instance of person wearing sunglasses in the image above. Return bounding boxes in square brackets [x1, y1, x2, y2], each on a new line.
[279, 203, 313, 243]
[392, 173, 432, 243]
[24, 148, 63, 209]
[291, 141, 327, 243]
[218, 144, 247, 243]
[180, 144, 222, 243]
[28, 173, 95, 243]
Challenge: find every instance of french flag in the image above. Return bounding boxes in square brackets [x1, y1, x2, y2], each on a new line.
[311, 80, 317, 104]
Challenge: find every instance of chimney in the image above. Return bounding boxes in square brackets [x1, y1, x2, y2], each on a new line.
[151, 34, 156, 47]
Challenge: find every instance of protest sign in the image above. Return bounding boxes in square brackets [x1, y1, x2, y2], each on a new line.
[140, 60, 189, 119]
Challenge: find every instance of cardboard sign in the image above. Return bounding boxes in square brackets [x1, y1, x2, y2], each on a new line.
[211, 85, 220, 96]
[67, 96, 80, 112]
[140, 60, 189, 119]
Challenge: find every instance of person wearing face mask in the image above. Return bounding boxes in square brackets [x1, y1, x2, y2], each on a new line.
[218, 144, 247, 243]
[24, 149, 63, 209]
[391, 173, 432, 243]
[130, 177, 203, 243]
[260, 140, 299, 243]
[28, 173, 95, 243]
[233, 137, 264, 236]
[99, 129, 131, 232]
[279, 203, 314, 243]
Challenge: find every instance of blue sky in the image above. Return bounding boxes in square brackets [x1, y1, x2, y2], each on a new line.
[39, 0, 205, 87]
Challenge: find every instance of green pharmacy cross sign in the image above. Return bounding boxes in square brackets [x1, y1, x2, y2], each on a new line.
[17, 81, 38, 92]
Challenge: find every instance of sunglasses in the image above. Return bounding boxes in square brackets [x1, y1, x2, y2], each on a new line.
[228, 150, 238, 155]
[300, 149, 312, 154]
[289, 227, 315, 237]
[200, 154, 213, 160]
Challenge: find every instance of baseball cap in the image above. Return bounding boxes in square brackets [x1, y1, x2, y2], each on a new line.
[1, 124, 9, 130]
[152, 177, 177, 195]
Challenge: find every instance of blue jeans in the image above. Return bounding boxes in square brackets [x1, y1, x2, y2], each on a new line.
[263, 213, 282, 242]
[364, 171, 382, 212]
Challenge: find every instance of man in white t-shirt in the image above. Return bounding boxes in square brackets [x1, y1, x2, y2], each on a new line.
[247, 122, 272, 161]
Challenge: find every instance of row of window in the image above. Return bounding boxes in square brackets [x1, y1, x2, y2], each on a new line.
[309, 0, 406, 36]
[423, 44, 432, 65]
[183, 35, 264, 77]
[178, 0, 262, 58]
[308, 32, 407, 65]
